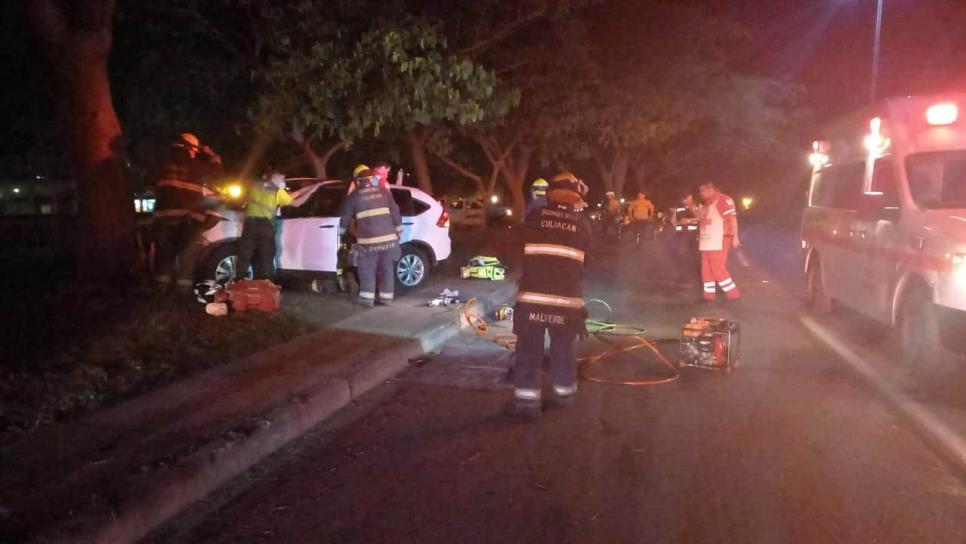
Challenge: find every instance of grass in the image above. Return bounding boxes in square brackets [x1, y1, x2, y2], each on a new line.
[0, 284, 355, 447]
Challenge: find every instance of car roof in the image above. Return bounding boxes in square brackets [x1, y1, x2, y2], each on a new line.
[290, 179, 435, 203]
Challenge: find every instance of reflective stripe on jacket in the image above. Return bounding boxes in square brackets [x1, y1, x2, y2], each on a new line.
[338, 184, 402, 247]
[515, 204, 590, 316]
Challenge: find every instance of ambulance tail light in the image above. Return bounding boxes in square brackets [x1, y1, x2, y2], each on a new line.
[926, 103, 958, 126]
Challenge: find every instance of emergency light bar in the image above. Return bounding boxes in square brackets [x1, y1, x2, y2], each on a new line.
[926, 102, 958, 126]
[864, 117, 889, 154]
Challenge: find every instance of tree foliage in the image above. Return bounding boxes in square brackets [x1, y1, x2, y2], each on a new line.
[249, 2, 505, 188]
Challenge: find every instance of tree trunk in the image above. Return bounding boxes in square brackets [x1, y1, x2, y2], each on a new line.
[299, 139, 343, 179]
[500, 145, 532, 221]
[595, 148, 630, 197]
[612, 150, 630, 197]
[627, 158, 646, 196]
[23, 0, 136, 281]
[406, 128, 434, 194]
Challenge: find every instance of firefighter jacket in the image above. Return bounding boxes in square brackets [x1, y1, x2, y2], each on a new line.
[245, 182, 293, 220]
[626, 196, 654, 221]
[153, 146, 224, 214]
[514, 204, 591, 333]
[338, 183, 402, 253]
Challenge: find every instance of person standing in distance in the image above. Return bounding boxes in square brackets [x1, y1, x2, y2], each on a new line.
[691, 181, 741, 301]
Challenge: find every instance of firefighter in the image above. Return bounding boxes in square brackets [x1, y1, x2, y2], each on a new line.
[339, 168, 402, 306]
[526, 178, 549, 215]
[234, 170, 293, 281]
[509, 172, 592, 419]
[151, 133, 224, 289]
[691, 181, 741, 301]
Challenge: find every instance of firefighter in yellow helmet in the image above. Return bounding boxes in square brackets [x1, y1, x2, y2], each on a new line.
[235, 169, 294, 280]
[339, 168, 403, 306]
[509, 172, 591, 419]
[526, 178, 549, 215]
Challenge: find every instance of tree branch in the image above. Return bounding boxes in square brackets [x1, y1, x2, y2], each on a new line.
[427, 146, 483, 185]
[455, 7, 548, 57]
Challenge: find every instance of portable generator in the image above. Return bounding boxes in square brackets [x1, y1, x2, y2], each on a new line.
[680, 317, 740, 371]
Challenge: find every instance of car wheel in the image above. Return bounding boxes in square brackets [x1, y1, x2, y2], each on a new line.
[396, 245, 430, 290]
[805, 257, 832, 315]
[199, 243, 252, 283]
[898, 287, 946, 367]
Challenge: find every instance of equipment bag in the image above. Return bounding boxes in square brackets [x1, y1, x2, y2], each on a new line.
[214, 279, 281, 312]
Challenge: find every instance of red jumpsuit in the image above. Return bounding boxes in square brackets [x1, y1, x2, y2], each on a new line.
[698, 194, 741, 300]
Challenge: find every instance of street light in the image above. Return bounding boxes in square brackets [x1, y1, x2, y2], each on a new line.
[490, 195, 499, 204]
[871, 0, 884, 101]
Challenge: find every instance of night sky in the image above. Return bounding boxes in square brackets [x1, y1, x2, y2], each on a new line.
[2, 0, 965, 179]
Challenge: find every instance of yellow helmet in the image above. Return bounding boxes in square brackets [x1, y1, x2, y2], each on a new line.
[531, 178, 548, 196]
[353, 163, 370, 177]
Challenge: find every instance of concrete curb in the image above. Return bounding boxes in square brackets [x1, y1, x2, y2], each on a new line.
[34, 288, 514, 544]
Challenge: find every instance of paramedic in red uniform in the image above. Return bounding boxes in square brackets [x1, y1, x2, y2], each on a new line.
[692, 181, 741, 301]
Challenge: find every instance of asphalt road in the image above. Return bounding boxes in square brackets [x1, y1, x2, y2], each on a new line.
[161, 224, 966, 544]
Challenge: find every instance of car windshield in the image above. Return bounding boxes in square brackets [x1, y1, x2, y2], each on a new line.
[906, 150, 966, 209]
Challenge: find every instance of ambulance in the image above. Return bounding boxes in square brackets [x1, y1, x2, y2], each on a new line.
[802, 94, 966, 364]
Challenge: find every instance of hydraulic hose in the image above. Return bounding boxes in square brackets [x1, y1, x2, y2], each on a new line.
[462, 297, 681, 386]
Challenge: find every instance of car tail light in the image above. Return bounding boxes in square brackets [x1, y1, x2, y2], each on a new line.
[926, 102, 958, 126]
[437, 202, 450, 228]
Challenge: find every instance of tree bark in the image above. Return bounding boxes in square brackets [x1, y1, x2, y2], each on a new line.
[23, 0, 136, 281]
[612, 149, 630, 197]
[594, 148, 630, 197]
[499, 144, 532, 221]
[406, 128, 434, 194]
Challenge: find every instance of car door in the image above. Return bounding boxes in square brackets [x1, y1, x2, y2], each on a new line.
[276, 185, 344, 272]
[390, 188, 430, 243]
[855, 157, 903, 320]
[826, 162, 867, 309]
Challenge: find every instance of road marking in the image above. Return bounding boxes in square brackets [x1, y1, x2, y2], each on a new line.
[801, 316, 966, 471]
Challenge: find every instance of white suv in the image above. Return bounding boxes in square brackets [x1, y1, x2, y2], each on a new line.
[197, 180, 451, 289]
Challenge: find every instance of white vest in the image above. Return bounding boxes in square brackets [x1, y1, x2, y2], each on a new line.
[698, 197, 725, 251]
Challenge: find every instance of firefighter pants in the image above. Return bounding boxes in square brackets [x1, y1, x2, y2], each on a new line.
[153, 214, 211, 288]
[236, 218, 277, 280]
[701, 244, 741, 300]
[355, 244, 397, 305]
[512, 317, 578, 404]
